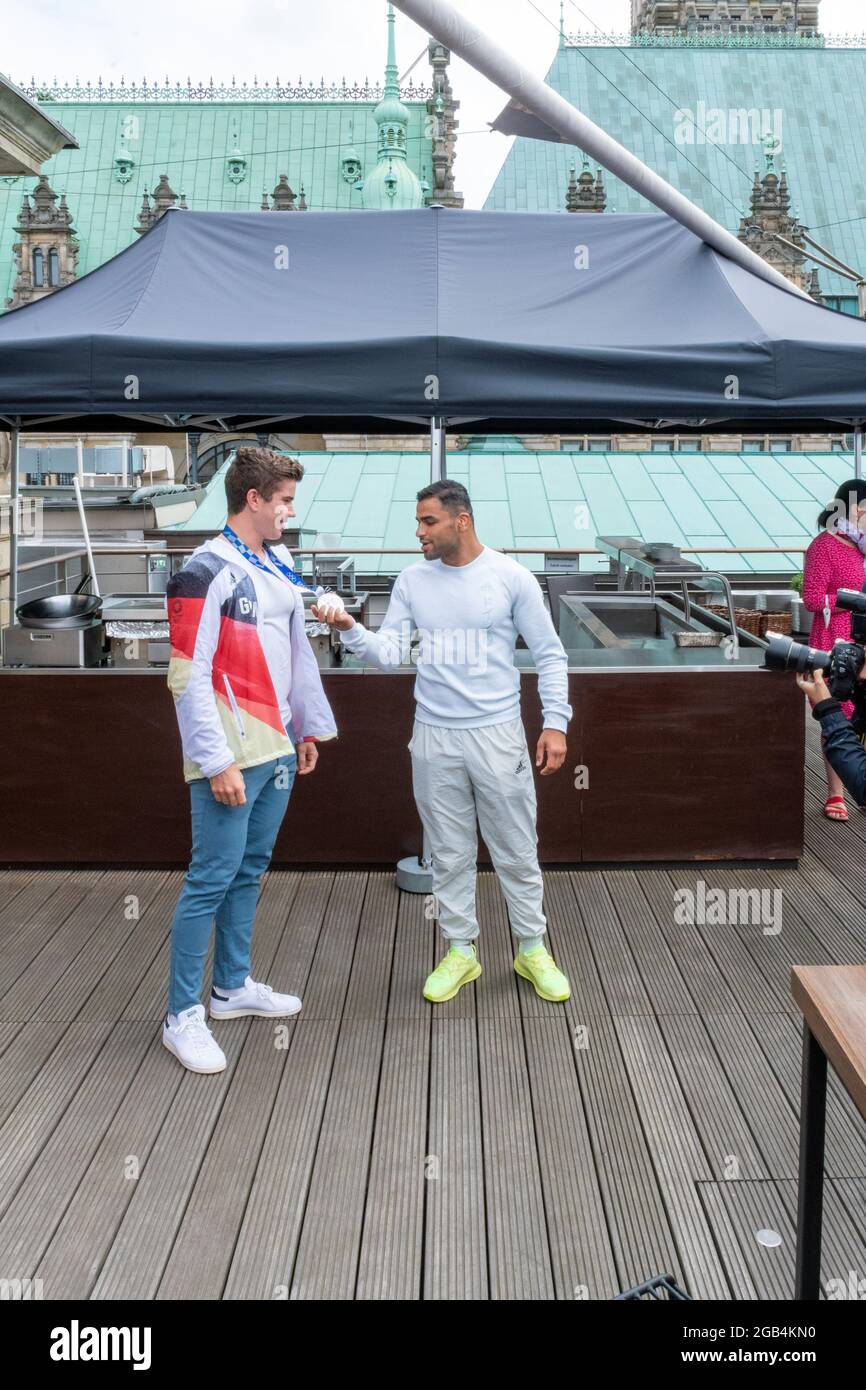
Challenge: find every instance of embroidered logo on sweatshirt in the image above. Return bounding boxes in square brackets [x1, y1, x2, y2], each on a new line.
[515, 755, 528, 774]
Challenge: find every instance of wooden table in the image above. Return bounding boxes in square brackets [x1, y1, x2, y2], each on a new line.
[791, 966, 866, 1300]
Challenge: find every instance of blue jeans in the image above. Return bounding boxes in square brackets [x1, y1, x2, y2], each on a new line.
[168, 750, 297, 1016]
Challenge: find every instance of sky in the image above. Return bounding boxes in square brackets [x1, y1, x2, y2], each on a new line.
[4, 1, 865, 207]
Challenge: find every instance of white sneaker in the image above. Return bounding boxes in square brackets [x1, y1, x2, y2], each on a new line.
[162, 1004, 227, 1074]
[209, 975, 302, 1020]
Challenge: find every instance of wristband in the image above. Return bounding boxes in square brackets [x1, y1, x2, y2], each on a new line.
[300, 736, 317, 743]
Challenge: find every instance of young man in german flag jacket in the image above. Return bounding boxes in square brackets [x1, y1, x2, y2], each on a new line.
[163, 447, 337, 1074]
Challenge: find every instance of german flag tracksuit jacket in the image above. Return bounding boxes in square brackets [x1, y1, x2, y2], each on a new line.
[166, 535, 338, 782]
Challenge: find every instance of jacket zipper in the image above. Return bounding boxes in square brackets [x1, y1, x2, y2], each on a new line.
[222, 675, 247, 739]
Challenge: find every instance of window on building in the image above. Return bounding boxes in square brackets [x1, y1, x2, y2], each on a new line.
[48, 249, 60, 286]
[743, 440, 764, 452]
[588, 438, 610, 452]
[769, 439, 791, 453]
[32, 249, 44, 287]
[651, 438, 674, 451]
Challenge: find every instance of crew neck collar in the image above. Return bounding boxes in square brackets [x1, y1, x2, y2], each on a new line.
[439, 544, 487, 571]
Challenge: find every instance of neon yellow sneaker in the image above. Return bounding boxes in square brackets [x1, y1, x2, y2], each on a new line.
[423, 946, 482, 1003]
[514, 945, 571, 1002]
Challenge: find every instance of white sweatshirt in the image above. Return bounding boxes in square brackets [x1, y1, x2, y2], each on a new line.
[339, 546, 572, 731]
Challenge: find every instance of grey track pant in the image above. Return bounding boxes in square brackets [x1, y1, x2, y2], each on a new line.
[409, 716, 547, 945]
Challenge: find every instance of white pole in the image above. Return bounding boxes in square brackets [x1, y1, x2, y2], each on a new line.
[855, 426, 863, 481]
[391, 0, 811, 300]
[430, 415, 446, 481]
[73, 473, 100, 597]
[9, 426, 19, 626]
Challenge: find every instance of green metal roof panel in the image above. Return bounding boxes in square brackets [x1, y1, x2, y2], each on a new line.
[485, 44, 866, 300]
[167, 448, 857, 576]
[0, 96, 434, 303]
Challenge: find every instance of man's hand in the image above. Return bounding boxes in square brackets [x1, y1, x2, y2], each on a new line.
[312, 602, 355, 632]
[209, 763, 246, 806]
[535, 729, 567, 776]
[796, 669, 833, 708]
[297, 741, 318, 775]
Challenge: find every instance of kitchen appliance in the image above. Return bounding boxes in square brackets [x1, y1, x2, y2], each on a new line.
[100, 593, 169, 666]
[3, 620, 104, 667]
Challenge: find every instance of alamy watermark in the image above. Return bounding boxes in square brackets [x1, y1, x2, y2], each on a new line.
[674, 103, 783, 152]
[674, 879, 782, 935]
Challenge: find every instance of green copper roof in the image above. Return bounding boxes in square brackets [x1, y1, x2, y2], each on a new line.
[167, 448, 856, 575]
[0, 92, 433, 300]
[485, 44, 866, 301]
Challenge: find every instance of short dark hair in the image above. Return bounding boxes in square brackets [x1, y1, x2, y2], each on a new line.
[225, 446, 304, 515]
[416, 478, 474, 519]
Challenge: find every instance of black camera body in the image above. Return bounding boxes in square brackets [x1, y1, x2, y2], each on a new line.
[764, 586, 866, 705]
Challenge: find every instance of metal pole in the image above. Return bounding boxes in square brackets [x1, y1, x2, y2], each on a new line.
[391, 0, 811, 300]
[73, 474, 101, 597]
[794, 1023, 827, 1300]
[9, 426, 19, 627]
[855, 426, 863, 481]
[859, 282, 866, 319]
[430, 416, 446, 482]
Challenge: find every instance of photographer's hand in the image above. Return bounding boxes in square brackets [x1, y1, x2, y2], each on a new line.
[796, 670, 833, 708]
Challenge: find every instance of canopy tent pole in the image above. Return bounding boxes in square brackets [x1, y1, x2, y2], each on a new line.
[430, 416, 446, 482]
[391, 0, 810, 301]
[9, 426, 19, 627]
[855, 426, 863, 481]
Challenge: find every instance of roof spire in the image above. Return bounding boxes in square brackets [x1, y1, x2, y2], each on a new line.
[559, 1, 566, 47]
[384, 3, 399, 98]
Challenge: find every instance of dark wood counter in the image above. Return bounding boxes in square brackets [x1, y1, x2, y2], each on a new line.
[0, 664, 803, 865]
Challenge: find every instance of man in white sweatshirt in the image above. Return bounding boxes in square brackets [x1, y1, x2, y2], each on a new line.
[315, 479, 572, 1004]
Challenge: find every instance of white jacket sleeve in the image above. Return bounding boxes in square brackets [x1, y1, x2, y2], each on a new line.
[338, 572, 414, 668]
[512, 570, 572, 733]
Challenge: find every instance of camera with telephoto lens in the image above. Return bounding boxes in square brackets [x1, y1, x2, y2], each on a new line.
[763, 587, 866, 704]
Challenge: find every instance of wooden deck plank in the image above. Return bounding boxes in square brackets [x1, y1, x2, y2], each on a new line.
[0, 872, 165, 1021]
[0, 1021, 114, 1221]
[569, 871, 653, 1018]
[603, 871, 699, 1016]
[0, 1021, 154, 1283]
[290, 1019, 387, 1300]
[658, 1013, 770, 1182]
[355, 1018, 429, 1301]
[702, 1014, 801, 1179]
[522, 1016, 619, 1299]
[91, 1028, 250, 1299]
[745, 1012, 866, 1181]
[613, 1015, 729, 1300]
[222, 1019, 341, 1300]
[35, 1035, 185, 1298]
[424, 1018, 488, 1300]
[570, 1012, 686, 1295]
[477, 1017, 555, 1299]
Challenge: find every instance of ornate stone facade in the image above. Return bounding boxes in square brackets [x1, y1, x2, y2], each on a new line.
[6, 175, 78, 308]
[427, 39, 462, 208]
[565, 158, 606, 212]
[261, 176, 307, 211]
[737, 154, 822, 301]
[135, 174, 188, 234]
[630, 1, 820, 34]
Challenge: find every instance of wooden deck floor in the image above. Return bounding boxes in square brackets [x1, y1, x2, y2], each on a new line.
[1, 716, 865, 1301]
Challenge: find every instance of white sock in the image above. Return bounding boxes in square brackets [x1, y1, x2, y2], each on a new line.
[451, 942, 475, 957]
[518, 938, 544, 955]
[215, 980, 248, 999]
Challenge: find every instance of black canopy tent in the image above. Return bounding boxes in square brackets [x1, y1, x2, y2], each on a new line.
[0, 205, 864, 433]
[2, 205, 865, 615]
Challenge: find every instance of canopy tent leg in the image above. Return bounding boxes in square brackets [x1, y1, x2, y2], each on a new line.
[430, 416, 446, 483]
[855, 426, 863, 481]
[9, 426, 19, 628]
